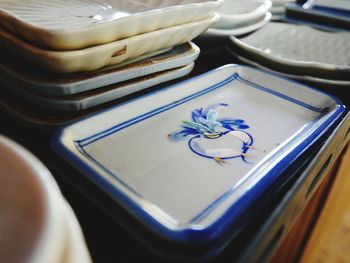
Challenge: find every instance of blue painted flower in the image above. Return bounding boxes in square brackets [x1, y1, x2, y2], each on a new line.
[169, 103, 254, 164]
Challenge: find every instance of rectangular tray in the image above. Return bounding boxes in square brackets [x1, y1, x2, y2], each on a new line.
[236, 110, 350, 262]
[52, 64, 345, 244]
[0, 0, 222, 50]
[0, 16, 215, 73]
[0, 64, 194, 111]
[0, 42, 199, 95]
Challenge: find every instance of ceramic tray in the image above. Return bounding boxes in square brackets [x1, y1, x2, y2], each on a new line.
[0, 64, 194, 111]
[212, 0, 271, 29]
[237, 110, 350, 262]
[0, 42, 199, 96]
[230, 22, 350, 80]
[0, 0, 223, 50]
[0, 16, 215, 73]
[52, 64, 344, 244]
[205, 12, 271, 37]
[285, 3, 350, 31]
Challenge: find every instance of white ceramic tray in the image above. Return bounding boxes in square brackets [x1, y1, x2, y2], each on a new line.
[0, 42, 199, 96]
[232, 51, 350, 88]
[0, 0, 223, 50]
[212, 0, 271, 29]
[0, 16, 215, 73]
[230, 22, 350, 77]
[0, 64, 194, 111]
[52, 64, 344, 244]
[205, 12, 271, 36]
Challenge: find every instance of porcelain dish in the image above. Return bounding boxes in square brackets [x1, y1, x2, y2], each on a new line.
[0, 135, 91, 263]
[230, 22, 350, 79]
[0, 0, 223, 50]
[237, 111, 350, 262]
[212, 0, 272, 29]
[52, 64, 344, 244]
[0, 64, 194, 111]
[0, 16, 216, 73]
[0, 42, 199, 96]
[285, 2, 350, 30]
[205, 12, 271, 36]
[231, 51, 350, 88]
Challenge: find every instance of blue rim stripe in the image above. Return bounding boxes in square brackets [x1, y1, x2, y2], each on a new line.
[236, 76, 325, 113]
[77, 73, 239, 147]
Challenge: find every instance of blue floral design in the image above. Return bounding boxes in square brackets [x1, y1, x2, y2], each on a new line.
[169, 103, 253, 164]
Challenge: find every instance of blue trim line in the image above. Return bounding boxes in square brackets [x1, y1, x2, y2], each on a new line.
[76, 142, 142, 198]
[77, 73, 239, 147]
[236, 76, 325, 113]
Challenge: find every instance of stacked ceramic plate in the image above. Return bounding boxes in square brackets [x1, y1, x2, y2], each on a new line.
[0, 135, 91, 263]
[205, 0, 272, 37]
[270, 0, 294, 20]
[0, 0, 222, 111]
[229, 22, 350, 88]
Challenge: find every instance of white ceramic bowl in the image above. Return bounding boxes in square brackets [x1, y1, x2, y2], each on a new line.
[0, 135, 91, 263]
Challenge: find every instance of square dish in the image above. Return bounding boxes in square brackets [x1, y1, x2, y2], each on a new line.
[0, 0, 223, 50]
[0, 42, 199, 95]
[52, 64, 345, 244]
[0, 15, 215, 73]
[0, 63, 194, 111]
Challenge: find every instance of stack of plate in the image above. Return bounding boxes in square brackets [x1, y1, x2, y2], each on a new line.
[270, 0, 294, 20]
[229, 22, 350, 88]
[205, 0, 272, 37]
[0, 135, 91, 263]
[0, 0, 222, 111]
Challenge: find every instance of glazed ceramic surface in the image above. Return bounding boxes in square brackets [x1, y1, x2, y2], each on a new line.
[205, 12, 271, 36]
[308, 0, 350, 11]
[238, 110, 350, 262]
[0, 64, 194, 111]
[232, 52, 350, 88]
[212, 0, 271, 29]
[0, 42, 199, 95]
[52, 64, 344, 243]
[285, 2, 350, 28]
[0, 135, 91, 263]
[0, 16, 216, 73]
[0, 0, 223, 50]
[230, 22, 350, 75]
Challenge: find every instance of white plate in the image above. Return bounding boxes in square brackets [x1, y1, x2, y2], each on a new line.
[230, 22, 350, 77]
[204, 12, 271, 36]
[0, 16, 216, 73]
[212, 0, 271, 29]
[232, 51, 350, 88]
[52, 64, 344, 244]
[0, 0, 223, 50]
[0, 42, 199, 96]
[0, 64, 194, 111]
